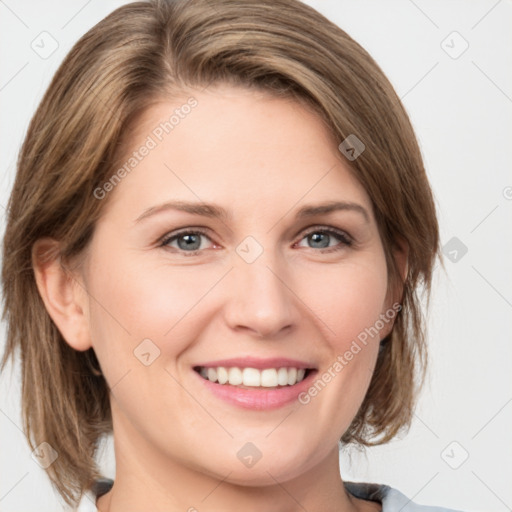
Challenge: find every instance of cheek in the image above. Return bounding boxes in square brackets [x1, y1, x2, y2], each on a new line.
[85, 247, 225, 363]
[303, 254, 389, 348]
[293, 254, 388, 426]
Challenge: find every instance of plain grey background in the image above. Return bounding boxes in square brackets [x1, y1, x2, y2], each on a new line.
[1, 1, 511, 511]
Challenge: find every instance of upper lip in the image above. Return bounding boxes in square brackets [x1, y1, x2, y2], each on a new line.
[193, 357, 316, 370]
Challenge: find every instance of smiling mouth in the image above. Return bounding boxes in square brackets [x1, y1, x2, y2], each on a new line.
[193, 366, 315, 389]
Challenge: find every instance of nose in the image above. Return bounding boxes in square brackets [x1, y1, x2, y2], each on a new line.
[223, 246, 298, 338]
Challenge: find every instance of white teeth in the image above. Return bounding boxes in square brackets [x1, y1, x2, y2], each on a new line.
[277, 367, 289, 386]
[228, 367, 243, 386]
[242, 368, 260, 386]
[198, 366, 309, 387]
[207, 367, 217, 382]
[261, 369, 277, 387]
[217, 366, 229, 384]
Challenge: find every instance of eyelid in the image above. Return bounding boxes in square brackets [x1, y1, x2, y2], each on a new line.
[298, 224, 353, 244]
[159, 226, 213, 248]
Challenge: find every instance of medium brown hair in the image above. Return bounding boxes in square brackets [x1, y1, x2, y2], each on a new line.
[1, 0, 441, 507]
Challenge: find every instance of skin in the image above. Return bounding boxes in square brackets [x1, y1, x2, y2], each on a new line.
[33, 84, 407, 512]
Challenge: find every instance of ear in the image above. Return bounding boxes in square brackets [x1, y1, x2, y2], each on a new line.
[32, 238, 92, 352]
[393, 236, 409, 294]
[380, 236, 409, 339]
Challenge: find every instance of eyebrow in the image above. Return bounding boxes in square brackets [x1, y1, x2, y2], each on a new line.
[134, 199, 370, 224]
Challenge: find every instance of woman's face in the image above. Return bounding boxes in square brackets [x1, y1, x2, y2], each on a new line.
[79, 84, 400, 485]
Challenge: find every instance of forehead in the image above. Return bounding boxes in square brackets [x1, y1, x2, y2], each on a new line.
[103, 84, 373, 220]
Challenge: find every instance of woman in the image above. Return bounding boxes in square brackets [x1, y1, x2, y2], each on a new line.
[1, 0, 461, 511]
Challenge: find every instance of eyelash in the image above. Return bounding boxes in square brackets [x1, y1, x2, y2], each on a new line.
[159, 225, 353, 257]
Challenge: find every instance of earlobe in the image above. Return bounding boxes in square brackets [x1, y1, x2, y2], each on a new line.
[32, 238, 92, 352]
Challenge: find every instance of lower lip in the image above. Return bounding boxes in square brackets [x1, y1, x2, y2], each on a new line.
[194, 369, 317, 410]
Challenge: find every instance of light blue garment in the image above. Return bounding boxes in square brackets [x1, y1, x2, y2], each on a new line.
[76, 478, 464, 511]
[344, 481, 464, 511]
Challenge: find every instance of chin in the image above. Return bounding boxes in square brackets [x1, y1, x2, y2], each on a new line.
[196, 447, 319, 487]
